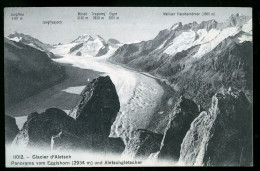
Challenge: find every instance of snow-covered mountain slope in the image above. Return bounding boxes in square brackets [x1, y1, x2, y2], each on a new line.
[52, 43, 79, 56]
[64, 34, 122, 57]
[111, 14, 251, 61]
[109, 13, 252, 108]
[7, 32, 53, 51]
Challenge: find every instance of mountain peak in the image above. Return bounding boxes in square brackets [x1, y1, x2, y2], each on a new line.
[198, 19, 218, 31]
[93, 35, 106, 42]
[9, 31, 19, 36]
[170, 22, 182, 30]
[72, 34, 93, 43]
[229, 13, 240, 18]
[71, 34, 106, 43]
[7, 32, 53, 50]
[226, 13, 250, 27]
[182, 21, 199, 30]
[7, 32, 37, 42]
[107, 39, 121, 45]
[8, 32, 23, 39]
[7, 32, 33, 43]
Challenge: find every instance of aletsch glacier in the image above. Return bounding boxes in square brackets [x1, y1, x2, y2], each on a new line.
[51, 35, 166, 149]
[5, 13, 252, 166]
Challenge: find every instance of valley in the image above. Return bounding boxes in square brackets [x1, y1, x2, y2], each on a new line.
[51, 51, 174, 139]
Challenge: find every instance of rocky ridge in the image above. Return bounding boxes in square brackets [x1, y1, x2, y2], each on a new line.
[109, 14, 253, 109]
[4, 38, 67, 107]
[157, 96, 200, 161]
[7, 32, 53, 52]
[179, 88, 253, 166]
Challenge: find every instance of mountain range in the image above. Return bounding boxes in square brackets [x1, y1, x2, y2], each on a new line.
[7, 32, 54, 51]
[109, 13, 252, 108]
[68, 34, 122, 57]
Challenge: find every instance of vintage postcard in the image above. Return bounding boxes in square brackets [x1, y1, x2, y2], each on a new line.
[4, 7, 253, 167]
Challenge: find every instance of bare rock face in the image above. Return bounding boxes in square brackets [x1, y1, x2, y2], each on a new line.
[76, 51, 82, 56]
[69, 43, 84, 53]
[105, 137, 125, 154]
[5, 115, 19, 144]
[69, 76, 121, 151]
[12, 108, 76, 150]
[158, 96, 200, 161]
[51, 131, 84, 151]
[107, 39, 121, 45]
[179, 88, 253, 166]
[123, 129, 163, 159]
[96, 44, 109, 57]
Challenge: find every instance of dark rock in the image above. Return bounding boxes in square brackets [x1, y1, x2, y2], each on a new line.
[105, 137, 125, 154]
[69, 43, 83, 53]
[12, 108, 76, 149]
[96, 44, 109, 57]
[107, 39, 121, 45]
[51, 131, 84, 151]
[158, 96, 199, 161]
[124, 129, 163, 159]
[76, 51, 82, 56]
[5, 115, 19, 144]
[69, 76, 120, 151]
[198, 20, 218, 31]
[179, 88, 253, 166]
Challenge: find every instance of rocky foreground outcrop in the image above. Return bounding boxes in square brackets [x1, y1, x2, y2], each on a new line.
[5, 115, 19, 143]
[123, 129, 163, 159]
[179, 88, 252, 166]
[157, 96, 200, 161]
[69, 76, 121, 152]
[12, 76, 125, 154]
[12, 108, 76, 149]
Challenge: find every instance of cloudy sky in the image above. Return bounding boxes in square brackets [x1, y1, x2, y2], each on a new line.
[4, 7, 252, 44]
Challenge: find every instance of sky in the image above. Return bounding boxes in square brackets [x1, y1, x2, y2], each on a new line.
[4, 7, 252, 45]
